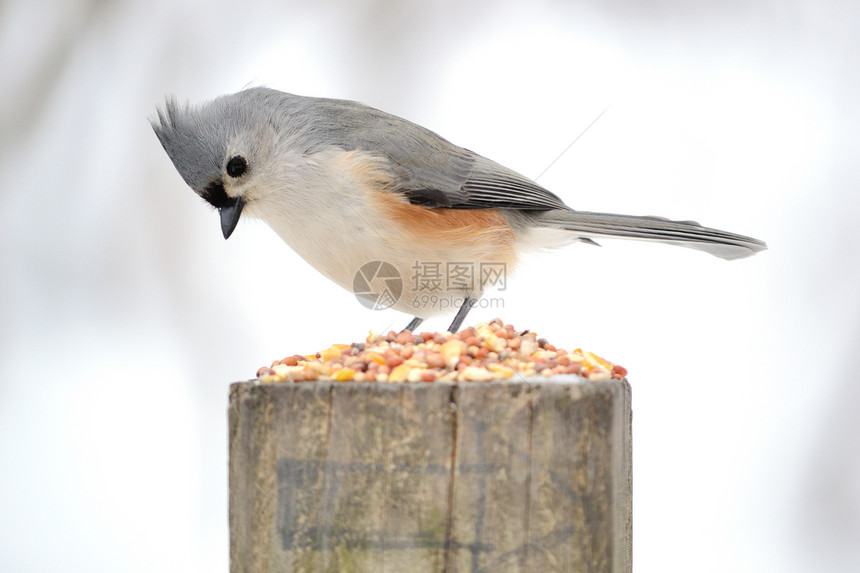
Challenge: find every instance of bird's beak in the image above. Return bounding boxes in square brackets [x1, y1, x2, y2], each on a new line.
[220, 196, 244, 239]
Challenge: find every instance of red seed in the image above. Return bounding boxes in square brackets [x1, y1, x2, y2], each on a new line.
[281, 356, 300, 366]
[421, 370, 438, 382]
[396, 331, 413, 345]
[425, 353, 445, 369]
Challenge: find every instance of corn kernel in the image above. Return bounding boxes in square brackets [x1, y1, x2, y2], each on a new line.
[388, 364, 412, 382]
[332, 368, 355, 381]
[318, 347, 342, 361]
[366, 351, 387, 365]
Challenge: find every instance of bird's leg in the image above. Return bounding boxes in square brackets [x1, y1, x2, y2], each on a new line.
[447, 297, 477, 333]
[403, 316, 424, 332]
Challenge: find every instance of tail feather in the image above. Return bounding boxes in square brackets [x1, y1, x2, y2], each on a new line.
[536, 210, 767, 260]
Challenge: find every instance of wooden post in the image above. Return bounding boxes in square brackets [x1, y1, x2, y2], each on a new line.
[229, 378, 631, 572]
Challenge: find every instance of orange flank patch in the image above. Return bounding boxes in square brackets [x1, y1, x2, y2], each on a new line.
[335, 149, 517, 265]
[379, 193, 512, 243]
[373, 191, 516, 260]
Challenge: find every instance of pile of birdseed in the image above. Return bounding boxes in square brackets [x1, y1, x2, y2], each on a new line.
[256, 318, 627, 384]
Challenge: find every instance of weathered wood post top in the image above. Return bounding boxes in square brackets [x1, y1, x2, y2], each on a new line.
[229, 377, 631, 573]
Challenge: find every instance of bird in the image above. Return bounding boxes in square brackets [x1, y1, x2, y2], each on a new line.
[151, 87, 766, 333]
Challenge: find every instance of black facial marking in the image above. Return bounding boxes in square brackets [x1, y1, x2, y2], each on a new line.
[226, 155, 247, 178]
[202, 180, 237, 210]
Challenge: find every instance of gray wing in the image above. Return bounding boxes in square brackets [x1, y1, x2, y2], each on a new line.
[450, 154, 571, 211]
[306, 96, 571, 211]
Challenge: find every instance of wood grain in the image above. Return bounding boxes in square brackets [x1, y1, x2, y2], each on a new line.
[229, 378, 631, 573]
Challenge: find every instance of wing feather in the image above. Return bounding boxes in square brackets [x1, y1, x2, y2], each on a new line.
[305, 96, 571, 211]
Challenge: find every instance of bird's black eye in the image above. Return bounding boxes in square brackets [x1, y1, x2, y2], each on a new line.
[226, 155, 247, 178]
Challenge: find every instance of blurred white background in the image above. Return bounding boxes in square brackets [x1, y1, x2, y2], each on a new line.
[1, 0, 858, 571]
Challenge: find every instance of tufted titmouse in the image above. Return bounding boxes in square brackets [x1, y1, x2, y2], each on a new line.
[151, 87, 766, 332]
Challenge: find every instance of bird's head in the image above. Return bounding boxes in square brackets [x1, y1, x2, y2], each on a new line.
[151, 88, 290, 239]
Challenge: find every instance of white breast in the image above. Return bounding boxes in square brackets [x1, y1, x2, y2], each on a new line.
[243, 149, 520, 318]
